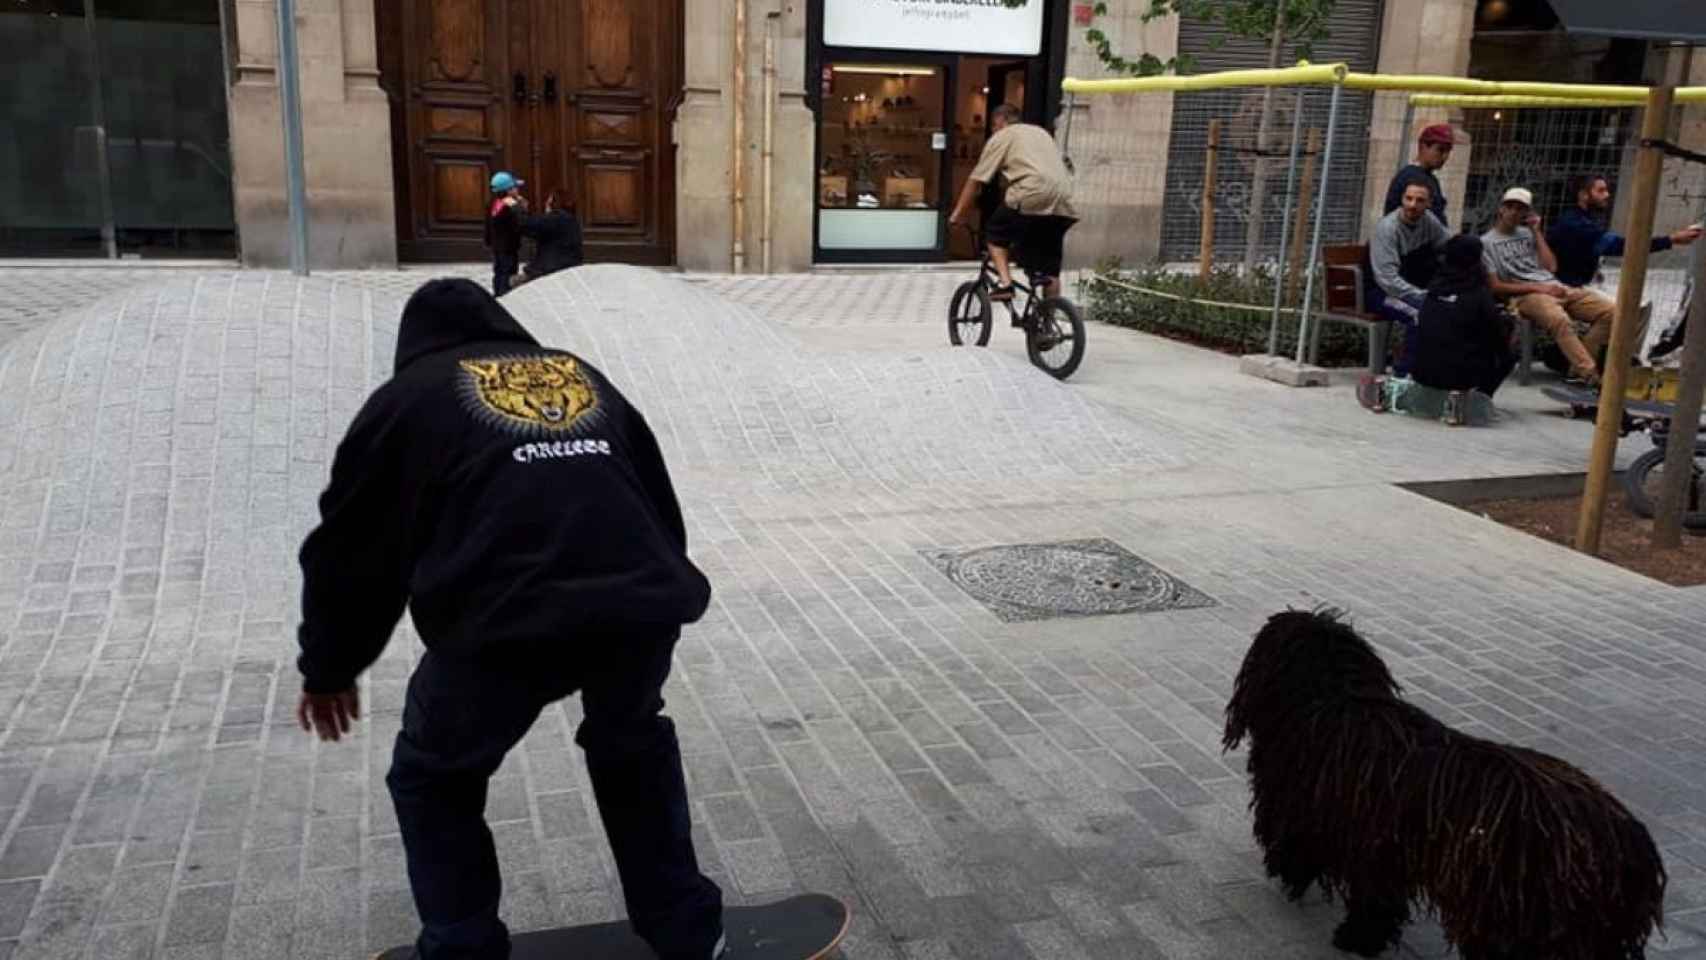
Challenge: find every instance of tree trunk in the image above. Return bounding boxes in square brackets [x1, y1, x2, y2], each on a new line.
[1241, 2, 1288, 272]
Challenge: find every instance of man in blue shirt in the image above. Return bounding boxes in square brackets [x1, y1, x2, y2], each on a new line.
[1547, 173, 1700, 287]
[1383, 124, 1458, 228]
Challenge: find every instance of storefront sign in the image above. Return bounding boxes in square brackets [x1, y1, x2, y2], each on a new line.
[823, 0, 1045, 56]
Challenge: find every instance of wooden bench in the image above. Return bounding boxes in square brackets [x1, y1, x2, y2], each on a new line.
[1307, 244, 1392, 375]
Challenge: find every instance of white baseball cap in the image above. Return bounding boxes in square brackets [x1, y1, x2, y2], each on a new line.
[1501, 187, 1534, 207]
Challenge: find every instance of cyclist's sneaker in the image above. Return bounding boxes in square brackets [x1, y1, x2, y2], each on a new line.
[989, 284, 1015, 302]
[1356, 373, 1388, 413]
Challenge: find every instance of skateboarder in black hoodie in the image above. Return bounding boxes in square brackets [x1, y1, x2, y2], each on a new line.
[294, 278, 724, 959]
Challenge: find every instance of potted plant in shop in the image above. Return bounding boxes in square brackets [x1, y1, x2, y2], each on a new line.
[844, 129, 893, 208]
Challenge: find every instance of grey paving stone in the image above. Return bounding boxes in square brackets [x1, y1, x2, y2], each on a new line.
[165, 883, 234, 946]
[0, 827, 65, 881]
[2, 266, 1704, 959]
[0, 880, 38, 939]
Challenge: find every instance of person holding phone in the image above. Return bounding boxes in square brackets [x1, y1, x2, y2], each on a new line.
[1482, 186, 1636, 385]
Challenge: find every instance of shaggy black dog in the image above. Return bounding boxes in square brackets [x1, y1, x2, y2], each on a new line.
[1223, 609, 1666, 960]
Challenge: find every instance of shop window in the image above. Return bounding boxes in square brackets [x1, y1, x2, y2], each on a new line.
[816, 63, 945, 251]
[0, 0, 234, 257]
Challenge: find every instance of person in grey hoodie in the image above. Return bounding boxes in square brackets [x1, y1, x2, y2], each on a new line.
[1367, 181, 1451, 374]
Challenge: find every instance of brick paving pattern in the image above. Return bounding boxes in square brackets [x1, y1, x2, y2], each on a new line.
[0, 265, 1703, 959]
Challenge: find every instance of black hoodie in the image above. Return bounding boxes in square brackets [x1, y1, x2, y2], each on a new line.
[295, 278, 710, 694]
[522, 210, 585, 279]
[1412, 235, 1513, 392]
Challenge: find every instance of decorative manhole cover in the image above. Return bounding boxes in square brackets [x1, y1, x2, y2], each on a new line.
[924, 538, 1215, 622]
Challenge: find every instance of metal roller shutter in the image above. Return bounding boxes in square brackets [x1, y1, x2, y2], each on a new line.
[1160, 0, 1385, 262]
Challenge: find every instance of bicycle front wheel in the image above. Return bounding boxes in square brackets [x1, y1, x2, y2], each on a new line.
[1623, 442, 1706, 529]
[948, 281, 992, 347]
[1026, 296, 1086, 380]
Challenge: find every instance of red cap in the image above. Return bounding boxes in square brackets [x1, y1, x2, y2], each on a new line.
[1419, 123, 1459, 146]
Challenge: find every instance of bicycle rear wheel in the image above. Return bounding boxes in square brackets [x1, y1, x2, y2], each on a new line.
[1623, 442, 1706, 529]
[948, 281, 992, 347]
[1026, 296, 1086, 380]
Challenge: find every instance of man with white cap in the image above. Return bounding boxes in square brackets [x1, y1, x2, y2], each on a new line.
[1482, 186, 1630, 384]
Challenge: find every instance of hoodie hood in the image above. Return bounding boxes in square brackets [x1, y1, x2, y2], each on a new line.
[394, 278, 540, 372]
[1428, 234, 1488, 299]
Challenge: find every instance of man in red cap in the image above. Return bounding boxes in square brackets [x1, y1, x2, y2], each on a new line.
[1384, 124, 1458, 228]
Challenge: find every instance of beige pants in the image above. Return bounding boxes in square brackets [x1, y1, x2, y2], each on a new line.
[1514, 288, 1642, 378]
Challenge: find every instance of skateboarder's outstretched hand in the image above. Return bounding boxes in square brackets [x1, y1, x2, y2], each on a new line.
[298, 687, 360, 742]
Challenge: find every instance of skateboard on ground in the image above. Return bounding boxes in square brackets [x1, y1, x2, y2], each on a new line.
[1541, 384, 1684, 435]
[372, 893, 850, 960]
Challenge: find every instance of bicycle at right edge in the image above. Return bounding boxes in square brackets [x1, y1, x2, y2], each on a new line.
[947, 226, 1086, 380]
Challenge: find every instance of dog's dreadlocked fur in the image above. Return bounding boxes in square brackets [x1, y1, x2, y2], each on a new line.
[1223, 609, 1666, 959]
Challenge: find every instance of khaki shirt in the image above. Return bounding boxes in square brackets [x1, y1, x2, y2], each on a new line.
[969, 123, 1077, 218]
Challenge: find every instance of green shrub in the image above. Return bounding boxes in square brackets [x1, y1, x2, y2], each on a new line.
[1080, 261, 1374, 367]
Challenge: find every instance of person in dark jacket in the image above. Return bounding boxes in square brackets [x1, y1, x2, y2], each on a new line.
[295, 279, 723, 960]
[520, 190, 585, 283]
[484, 172, 527, 296]
[1546, 173, 1700, 288]
[1383, 123, 1458, 227]
[1411, 234, 1516, 397]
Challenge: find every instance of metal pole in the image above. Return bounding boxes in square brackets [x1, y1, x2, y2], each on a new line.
[760, 10, 777, 275]
[276, 0, 310, 275]
[1651, 196, 1706, 548]
[1577, 85, 1674, 554]
[731, 0, 748, 274]
[1267, 87, 1306, 356]
[1062, 91, 1076, 162]
[1294, 82, 1342, 365]
[1396, 100, 1415, 172]
[81, 0, 118, 259]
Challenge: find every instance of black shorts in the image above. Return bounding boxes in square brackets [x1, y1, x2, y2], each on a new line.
[985, 206, 1076, 280]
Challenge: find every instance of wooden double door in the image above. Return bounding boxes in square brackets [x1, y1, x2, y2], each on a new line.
[378, 0, 680, 264]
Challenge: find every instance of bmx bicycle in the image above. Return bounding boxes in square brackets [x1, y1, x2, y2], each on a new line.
[946, 225, 1086, 380]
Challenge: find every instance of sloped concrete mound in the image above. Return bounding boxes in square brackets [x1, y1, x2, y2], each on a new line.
[0, 264, 1184, 657]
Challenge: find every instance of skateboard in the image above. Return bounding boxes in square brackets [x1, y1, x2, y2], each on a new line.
[1541, 384, 1685, 435]
[372, 893, 850, 960]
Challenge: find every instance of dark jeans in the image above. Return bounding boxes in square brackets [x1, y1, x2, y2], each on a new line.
[492, 255, 518, 297]
[1476, 351, 1518, 397]
[1376, 296, 1421, 376]
[387, 633, 723, 960]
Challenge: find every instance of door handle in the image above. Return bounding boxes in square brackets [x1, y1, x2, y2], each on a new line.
[542, 72, 559, 104]
[515, 72, 538, 105]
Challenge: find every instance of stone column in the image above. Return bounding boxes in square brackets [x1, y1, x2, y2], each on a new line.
[677, 0, 814, 273]
[1358, 0, 1477, 240]
[1061, 4, 1181, 267]
[227, 0, 396, 268]
[1646, 46, 1706, 236]
[675, 0, 735, 272]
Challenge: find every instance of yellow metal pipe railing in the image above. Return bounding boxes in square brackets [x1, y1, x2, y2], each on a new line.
[1340, 72, 1651, 101]
[1409, 90, 1706, 108]
[1061, 62, 1346, 95]
[1409, 94, 1632, 109]
[1062, 63, 1706, 104]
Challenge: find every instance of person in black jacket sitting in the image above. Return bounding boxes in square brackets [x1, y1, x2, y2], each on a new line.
[294, 279, 724, 960]
[1411, 234, 1516, 398]
[521, 190, 585, 283]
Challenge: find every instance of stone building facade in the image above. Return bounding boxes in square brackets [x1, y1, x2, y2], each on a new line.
[3, 0, 1699, 272]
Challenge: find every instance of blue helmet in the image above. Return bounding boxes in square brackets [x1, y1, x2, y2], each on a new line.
[490, 171, 523, 193]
